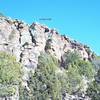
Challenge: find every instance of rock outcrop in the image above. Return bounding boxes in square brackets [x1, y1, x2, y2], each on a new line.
[0, 16, 95, 100]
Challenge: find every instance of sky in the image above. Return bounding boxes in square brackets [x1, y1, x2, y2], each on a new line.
[0, 0, 100, 55]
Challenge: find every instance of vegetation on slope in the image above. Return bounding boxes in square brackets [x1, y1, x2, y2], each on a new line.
[0, 48, 98, 99]
[0, 52, 22, 96]
[19, 51, 96, 100]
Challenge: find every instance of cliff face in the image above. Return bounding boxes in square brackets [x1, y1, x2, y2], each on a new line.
[0, 16, 94, 79]
[0, 16, 94, 67]
[0, 16, 95, 100]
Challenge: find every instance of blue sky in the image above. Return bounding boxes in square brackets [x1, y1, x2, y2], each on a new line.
[0, 0, 100, 55]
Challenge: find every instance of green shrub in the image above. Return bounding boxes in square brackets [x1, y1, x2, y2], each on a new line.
[77, 60, 95, 79]
[57, 71, 70, 95]
[57, 63, 82, 95]
[92, 57, 100, 71]
[87, 81, 100, 100]
[66, 64, 82, 94]
[0, 85, 16, 96]
[63, 51, 95, 79]
[61, 50, 95, 94]
[19, 85, 30, 100]
[28, 53, 62, 100]
[62, 51, 80, 69]
[0, 52, 22, 85]
[86, 65, 100, 100]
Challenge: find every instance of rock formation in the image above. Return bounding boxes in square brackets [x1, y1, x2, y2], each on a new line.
[0, 15, 95, 100]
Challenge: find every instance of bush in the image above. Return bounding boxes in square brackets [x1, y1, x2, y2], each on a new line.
[19, 85, 30, 100]
[62, 51, 80, 69]
[61, 50, 95, 94]
[63, 51, 95, 79]
[28, 53, 62, 100]
[0, 52, 22, 85]
[87, 81, 100, 100]
[87, 67, 100, 100]
[66, 64, 82, 94]
[77, 60, 95, 79]
[92, 57, 100, 71]
[57, 63, 83, 95]
[57, 72, 69, 94]
[0, 85, 16, 97]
